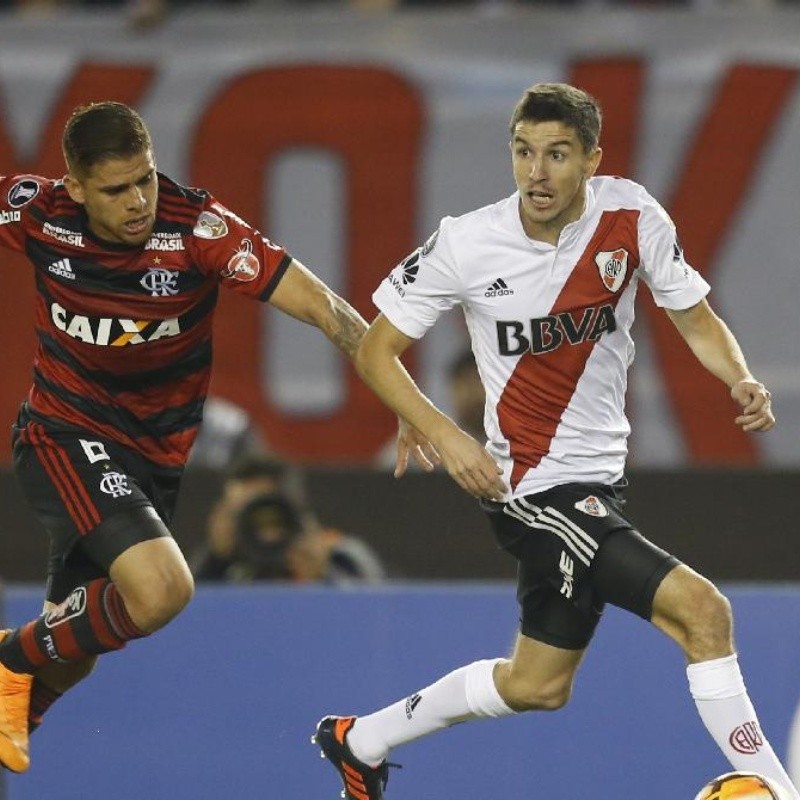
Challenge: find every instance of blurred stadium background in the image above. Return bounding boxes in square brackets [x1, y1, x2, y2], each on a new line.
[1, 2, 799, 798]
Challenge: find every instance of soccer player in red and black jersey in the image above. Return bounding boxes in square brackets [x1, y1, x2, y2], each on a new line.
[0, 101, 434, 773]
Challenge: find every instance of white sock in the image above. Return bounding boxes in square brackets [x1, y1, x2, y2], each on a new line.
[347, 658, 515, 766]
[687, 654, 799, 799]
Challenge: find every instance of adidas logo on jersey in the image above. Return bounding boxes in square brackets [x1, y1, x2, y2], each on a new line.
[485, 278, 513, 297]
[48, 258, 76, 280]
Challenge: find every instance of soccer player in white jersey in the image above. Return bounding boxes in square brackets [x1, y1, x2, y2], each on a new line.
[313, 83, 797, 800]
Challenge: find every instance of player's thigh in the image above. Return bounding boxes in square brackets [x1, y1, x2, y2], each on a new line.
[487, 483, 657, 650]
[591, 526, 680, 621]
[13, 427, 177, 601]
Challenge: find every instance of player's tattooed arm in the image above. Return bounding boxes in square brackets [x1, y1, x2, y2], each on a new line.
[268, 259, 367, 359]
[269, 259, 440, 471]
[320, 295, 368, 359]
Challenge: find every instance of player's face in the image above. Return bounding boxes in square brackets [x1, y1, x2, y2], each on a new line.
[510, 120, 602, 245]
[65, 150, 158, 246]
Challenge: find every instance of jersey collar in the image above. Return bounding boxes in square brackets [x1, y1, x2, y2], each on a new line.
[508, 180, 597, 250]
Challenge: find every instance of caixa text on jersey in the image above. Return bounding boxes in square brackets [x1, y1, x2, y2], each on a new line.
[496, 304, 617, 356]
[50, 302, 181, 347]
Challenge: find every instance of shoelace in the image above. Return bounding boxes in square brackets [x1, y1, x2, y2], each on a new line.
[376, 761, 402, 790]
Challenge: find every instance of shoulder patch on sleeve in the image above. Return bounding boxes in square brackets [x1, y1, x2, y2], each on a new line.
[7, 178, 40, 208]
[193, 210, 228, 240]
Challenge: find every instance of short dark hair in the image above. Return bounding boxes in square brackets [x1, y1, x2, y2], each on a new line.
[62, 101, 152, 177]
[508, 83, 602, 153]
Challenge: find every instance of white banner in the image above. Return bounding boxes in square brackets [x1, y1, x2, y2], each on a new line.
[0, 7, 798, 464]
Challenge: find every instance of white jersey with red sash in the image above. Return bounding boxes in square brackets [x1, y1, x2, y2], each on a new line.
[372, 176, 710, 500]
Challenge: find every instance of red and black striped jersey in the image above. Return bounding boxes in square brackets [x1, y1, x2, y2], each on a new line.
[0, 172, 292, 469]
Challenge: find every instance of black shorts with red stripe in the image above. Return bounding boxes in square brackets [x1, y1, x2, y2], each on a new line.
[12, 403, 179, 602]
[484, 481, 679, 651]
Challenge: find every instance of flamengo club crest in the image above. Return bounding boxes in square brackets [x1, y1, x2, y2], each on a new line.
[141, 267, 180, 296]
[100, 471, 132, 498]
[594, 248, 629, 293]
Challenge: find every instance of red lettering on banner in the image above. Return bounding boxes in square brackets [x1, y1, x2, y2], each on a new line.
[0, 59, 793, 467]
[571, 61, 797, 464]
[0, 63, 156, 463]
[570, 58, 644, 178]
[191, 66, 424, 461]
[653, 65, 797, 463]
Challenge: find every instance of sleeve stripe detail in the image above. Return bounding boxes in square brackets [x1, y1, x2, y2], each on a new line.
[259, 253, 293, 302]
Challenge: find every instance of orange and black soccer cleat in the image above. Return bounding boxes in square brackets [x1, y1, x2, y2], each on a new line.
[313, 715, 398, 800]
[0, 630, 32, 773]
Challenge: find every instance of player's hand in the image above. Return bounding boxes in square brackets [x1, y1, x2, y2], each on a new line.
[434, 423, 505, 501]
[731, 379, 775, 432]
[394, 418, 441, 478]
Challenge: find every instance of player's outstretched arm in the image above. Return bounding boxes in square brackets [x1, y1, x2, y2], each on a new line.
[666, 298, 775, 433]
[268, 259, 368, 359]
[356, 314, 504, 500]
[267, 259, 439, 470]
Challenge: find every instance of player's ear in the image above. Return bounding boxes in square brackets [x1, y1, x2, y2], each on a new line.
[585, 146, 602, 178]
[63, 173, 85, 205]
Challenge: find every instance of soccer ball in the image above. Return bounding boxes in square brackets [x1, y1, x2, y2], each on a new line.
[693, 771, 793, 799]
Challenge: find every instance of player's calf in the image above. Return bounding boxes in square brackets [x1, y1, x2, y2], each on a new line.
[0, 578, 146, 674]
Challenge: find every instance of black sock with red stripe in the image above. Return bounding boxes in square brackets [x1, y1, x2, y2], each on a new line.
[0, 578, 145, 673]
[28, 679, 63, 733]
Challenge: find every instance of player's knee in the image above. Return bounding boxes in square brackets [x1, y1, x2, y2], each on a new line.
[124, 567, 195, 633]
[653, 565, 734, 660]
[502, 675, 573, 712]
[698, 582, 731, 628]
[672, 580, 732, 660]
[687, 583, 732, 647]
